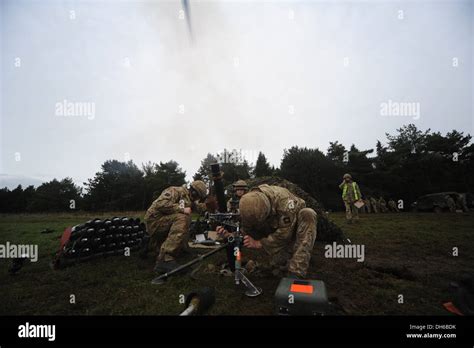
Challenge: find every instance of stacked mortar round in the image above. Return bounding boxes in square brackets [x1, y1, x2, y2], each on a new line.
[60, 217, 147, 265]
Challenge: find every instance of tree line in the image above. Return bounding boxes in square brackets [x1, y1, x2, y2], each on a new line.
[1, 124, 473, 213]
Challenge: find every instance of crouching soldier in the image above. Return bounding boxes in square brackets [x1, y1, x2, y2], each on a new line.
[227, 180, 248, 213]
[144, 180, 208, 272]
[219, 184, 317, 279]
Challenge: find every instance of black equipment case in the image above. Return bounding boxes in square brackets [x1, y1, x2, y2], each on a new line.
[274, 277, 329, 315]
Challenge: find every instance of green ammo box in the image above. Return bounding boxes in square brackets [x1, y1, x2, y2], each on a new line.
[274, 277, 329, 316]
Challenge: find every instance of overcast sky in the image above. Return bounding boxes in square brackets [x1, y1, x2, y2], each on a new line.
[1, 0, 473, 189]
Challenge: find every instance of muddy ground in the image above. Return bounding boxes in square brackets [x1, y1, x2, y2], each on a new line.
[0, 211, 472, 315]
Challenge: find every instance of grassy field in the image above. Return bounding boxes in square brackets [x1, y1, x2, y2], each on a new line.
[0, 211, 473, 315]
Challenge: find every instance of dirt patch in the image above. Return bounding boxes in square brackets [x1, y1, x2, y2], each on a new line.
[364, 262, 417, 281]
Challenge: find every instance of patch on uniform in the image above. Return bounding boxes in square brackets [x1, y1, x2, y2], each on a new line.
[287, 199, 295, 211]
[164, 192, 171, 198]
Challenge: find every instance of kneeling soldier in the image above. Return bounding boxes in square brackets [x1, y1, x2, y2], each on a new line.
[144, 180, 208, 272]
[219, 184, 317, 279]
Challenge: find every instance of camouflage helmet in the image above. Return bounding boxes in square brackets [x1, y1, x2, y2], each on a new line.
[239, 191, 271, 228]
[233, 180, 248, 191]
[190, 180, 207, 200]
[343, 173, 352, 180]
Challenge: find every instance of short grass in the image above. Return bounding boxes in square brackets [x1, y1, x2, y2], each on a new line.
[0, 211, 472, 315]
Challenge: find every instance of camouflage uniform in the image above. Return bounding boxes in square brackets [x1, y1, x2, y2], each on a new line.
[388, 199, 399, 212]
[379, 197, 388, 213]
[241, 185, 317, 278]
[370, 197, 379, 213]
[144, 185, 206, 262]
[339, 178, 362, 222]
[364, 198, 372, 213]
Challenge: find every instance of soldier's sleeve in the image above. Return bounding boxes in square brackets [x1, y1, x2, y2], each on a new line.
[226, 199, 232, 212]
[259, 213, 296, 255]
[153, 188, 183, 215]
[339, 182, 345, 190]
[355, 183, 362, 199]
